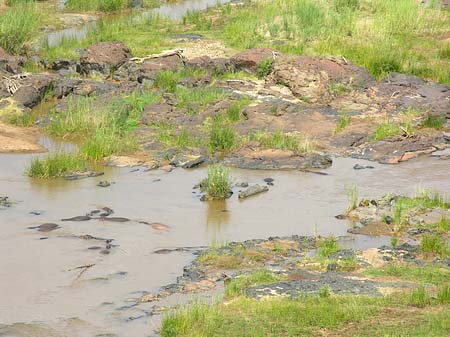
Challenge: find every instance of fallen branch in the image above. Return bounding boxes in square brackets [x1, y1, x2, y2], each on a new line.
[129, 49, 185, 64]
[68, 263, 95, 281]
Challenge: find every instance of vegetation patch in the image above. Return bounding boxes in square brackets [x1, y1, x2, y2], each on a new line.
[251, 130, 314, 153]
[199, 165, 232, 200]
[26, 153, 88, 178]
[365, 264, 450, 286]
[65, 0, 128, 13]
[0, 2, 42, 53]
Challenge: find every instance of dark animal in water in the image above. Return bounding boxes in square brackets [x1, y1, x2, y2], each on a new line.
[99, 217, 130, 222]
[138, 221, 171, 232]
[62, 216, 92, 221]
[28, 223, 60, 232]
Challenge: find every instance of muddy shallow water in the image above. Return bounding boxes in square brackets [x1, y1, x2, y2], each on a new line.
[1, 140, 450, 336]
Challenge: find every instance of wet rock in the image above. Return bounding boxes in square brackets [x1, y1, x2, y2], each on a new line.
[353, 164, 374, 170]
[97, 181, 111, 188]
[353, 135, 439, 164]
[140, 293, 157, 303]
[27, 223, 60, 232]
[263, 177, 274, 185]
[238, 184, 269, 199]
[235, 182, 249, 188]
[79, 42, 131, 75]
[62, 216, 92, 222]
[268, 56, 374, 103]
[0, 47, 25, 74]
[231, 48, 278, 72]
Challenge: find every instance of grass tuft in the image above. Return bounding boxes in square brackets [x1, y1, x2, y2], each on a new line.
[0, 3, 42, 54]
[201, 165, 232, 200]
[26, 153, 87, 178]
[317, 237, 340, 258]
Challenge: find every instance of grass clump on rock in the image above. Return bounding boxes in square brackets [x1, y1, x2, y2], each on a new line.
[200, 165, 232, 200]
[26, 153, 87, 178]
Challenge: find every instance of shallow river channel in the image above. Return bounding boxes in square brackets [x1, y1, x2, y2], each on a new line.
[1, 135, 450, 336]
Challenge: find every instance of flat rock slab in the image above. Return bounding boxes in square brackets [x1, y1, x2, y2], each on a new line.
[245, 273, 412, 298]
[238, 184, 269, 199]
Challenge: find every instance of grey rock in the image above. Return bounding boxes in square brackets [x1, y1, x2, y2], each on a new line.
[238, 184, 269, 199]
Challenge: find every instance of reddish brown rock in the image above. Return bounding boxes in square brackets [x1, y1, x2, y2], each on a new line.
[268, 56, 374, 103]
[79, 42, 131, 74]
[231, 48, 278, 72]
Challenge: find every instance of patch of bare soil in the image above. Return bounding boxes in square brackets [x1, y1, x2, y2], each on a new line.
[0, 122, 45, 153]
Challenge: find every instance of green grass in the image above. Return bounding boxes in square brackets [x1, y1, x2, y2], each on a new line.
[152, 123, 200, 148]
[251, 130, 314, 153]
[256, 58, 273, 78]
[392, 190, 450, 227]
[26, 153, 87, 178]
[200, 165, 232, 200]
[371, 120, 403, 141]
[365, 264, 450, 285]
[421, 233, 450, 258]
[46, 90, 157, 162]
[182, 0, 450, 84]
[421, 113, 446, 129]
[317, 237, 340, 258]
[65, 0, 128, 12]
[345, 183, 358, 212]
[41, 13, 175, 60]
[175, 86, 226, 112]
[161, 296, 397, 337]
[225, 269, 282, 298]
[334, 113, 350, 133]
[408, 286, 431, 308]
[226, 98, 251, 122]
[0, 2, 43, 54]
[204, 116, 238, 153]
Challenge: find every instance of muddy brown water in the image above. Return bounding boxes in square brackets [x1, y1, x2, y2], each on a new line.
[1, 136, 450, 336]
